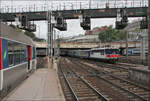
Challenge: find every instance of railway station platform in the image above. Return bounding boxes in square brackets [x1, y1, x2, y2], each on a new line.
[129, 66, 150, 87]
[3, 64, 65, 101]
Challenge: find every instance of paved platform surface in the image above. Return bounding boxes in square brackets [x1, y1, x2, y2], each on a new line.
[3, 68, 65, 101]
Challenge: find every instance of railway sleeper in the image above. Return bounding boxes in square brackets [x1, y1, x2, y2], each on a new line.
[77, 94, 98, 97]
[78, 96, 100, 100]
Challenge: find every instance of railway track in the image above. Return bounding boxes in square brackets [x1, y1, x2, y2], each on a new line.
[58, 58, 108, 101]
[69, 57, 128, 77]
[75, 58, 150, 90]
[67, 57, 150, 101]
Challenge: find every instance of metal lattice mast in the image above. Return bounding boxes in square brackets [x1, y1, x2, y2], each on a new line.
[148, 0, 150, 70]
[47, 11, 51, 56]
[47, 10, 54, 65]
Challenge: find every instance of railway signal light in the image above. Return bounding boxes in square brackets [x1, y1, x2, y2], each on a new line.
[55, 16, 67, 31]
[115, 8, 128, 29]
[140, 17, 148, 29]
[21, 15, 27, 27]
[17, 15, 36, 32]
[26, 22, 36, 32]
[80, 14, 91, 30]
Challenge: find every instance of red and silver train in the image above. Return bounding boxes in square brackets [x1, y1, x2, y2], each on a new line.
[60, 48, 120, 63]
[0, 23, 36, 99]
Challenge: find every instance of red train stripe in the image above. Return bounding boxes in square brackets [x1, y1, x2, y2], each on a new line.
[0, 38, 3, 70]
[107, 54, 120, 58]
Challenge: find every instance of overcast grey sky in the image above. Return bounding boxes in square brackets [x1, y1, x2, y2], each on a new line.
[33, 18, 139, 39]
[34, 18, 117, 39]
[1, 0, 147, 39]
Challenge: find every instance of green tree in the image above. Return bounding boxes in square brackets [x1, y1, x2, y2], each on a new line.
[99, 26, 126, 42]
[117, 30, 126, 40]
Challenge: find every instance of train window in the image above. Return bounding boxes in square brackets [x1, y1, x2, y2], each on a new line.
[14, 42, 20, 65]
[20, 46, 25, 63]
[91, 51, 94, 54]
[32, 47, 36, 59]
[8, 41, 14, 66]
[14, 51, 20, 65]
[100, 50, 104, 55]
[14, 42, 26, 65]
[105, 49, 120, 54]
[8, 41, 26, 67]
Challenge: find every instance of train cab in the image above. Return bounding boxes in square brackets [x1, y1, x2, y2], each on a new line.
[90, 48, 120, 63]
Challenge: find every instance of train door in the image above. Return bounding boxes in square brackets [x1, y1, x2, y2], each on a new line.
[27, 46, 32, 70]
[27, 46, 30, 70]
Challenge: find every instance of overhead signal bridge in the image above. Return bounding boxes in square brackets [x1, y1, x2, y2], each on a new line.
[0, 0, 148, 22]
[0, 1, 148, 31]
[0, 7, 148, 22]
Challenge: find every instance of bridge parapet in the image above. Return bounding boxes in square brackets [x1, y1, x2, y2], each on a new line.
[34, 42, 47, 48]
[60, 41, 141, 49]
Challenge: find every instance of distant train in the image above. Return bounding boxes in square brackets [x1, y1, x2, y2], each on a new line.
[123, 48, 148, 56]
[60, 48, 120, 63]
[0, 23, 36, 99]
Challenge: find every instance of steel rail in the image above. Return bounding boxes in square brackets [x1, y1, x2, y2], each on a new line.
[79, 76, 109, 101]
[60, 58, 109, 101]
[69, 58, 149, 101]
[89, 61, 150, 91]
[96, 75, 148, 101]
[59, 61, 79, 101]
[74, 58, 150, 91]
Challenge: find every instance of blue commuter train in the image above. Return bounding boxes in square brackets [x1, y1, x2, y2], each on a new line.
[0, 23, 36, 99]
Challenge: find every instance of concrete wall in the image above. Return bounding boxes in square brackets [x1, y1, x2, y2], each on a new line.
[129, 67, 150, 86]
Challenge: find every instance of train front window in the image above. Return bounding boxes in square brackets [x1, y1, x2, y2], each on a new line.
[105, 49, 120, 54]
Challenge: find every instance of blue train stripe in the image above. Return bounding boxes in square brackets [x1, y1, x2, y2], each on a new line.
[2, 39, 8, 69]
